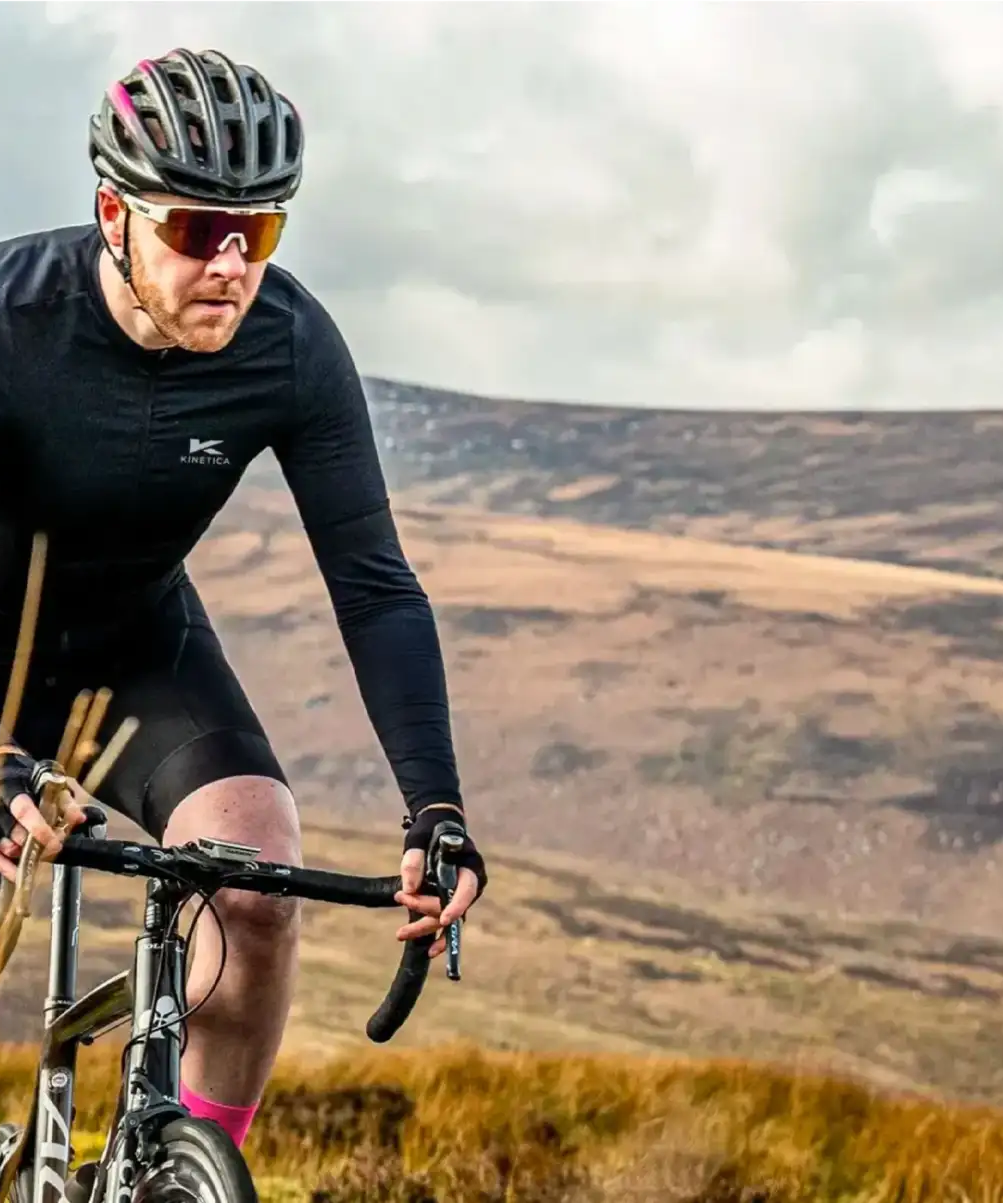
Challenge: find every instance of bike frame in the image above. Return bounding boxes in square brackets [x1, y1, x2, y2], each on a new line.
[0, 810, 460, 1203]
[0, 851, 191, 1203]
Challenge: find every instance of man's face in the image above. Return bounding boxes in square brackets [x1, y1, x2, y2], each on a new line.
[100, 188, 270, 353]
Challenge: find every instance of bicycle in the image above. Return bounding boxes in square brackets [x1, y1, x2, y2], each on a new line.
[0, 757, 466, 1203]
[0, 535, 468, 1203]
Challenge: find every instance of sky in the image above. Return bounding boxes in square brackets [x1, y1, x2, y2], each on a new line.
[3, 1, 1003, 410]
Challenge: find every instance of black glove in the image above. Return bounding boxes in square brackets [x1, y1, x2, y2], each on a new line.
[402, 803, 488, 901]
[0, 748, 38, 840]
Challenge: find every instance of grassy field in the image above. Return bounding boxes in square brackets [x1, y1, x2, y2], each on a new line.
[3, 1040, 1003, 1202]
[9, 422, 1003, 1199]
[7, 821, 1003, 1107]
[179, 493, 1003, 933]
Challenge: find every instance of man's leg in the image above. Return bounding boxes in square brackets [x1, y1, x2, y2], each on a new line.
[27, 581, 303, 1148]
[160, 773, 302, 1137]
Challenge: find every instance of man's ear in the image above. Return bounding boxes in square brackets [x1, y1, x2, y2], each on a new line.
[95, 184, 126, 253]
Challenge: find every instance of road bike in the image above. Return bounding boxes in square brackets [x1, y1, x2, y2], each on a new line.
[0, 791, 464, 1203]
[0, 534, 468, 1203]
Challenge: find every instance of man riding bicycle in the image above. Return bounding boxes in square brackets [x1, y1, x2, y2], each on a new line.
[0, 46, 487, 1153]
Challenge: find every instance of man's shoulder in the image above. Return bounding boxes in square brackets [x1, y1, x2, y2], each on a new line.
[255, 262, 365, 419]
[0, 224, 99, 313]
[256, 259, 342, 345]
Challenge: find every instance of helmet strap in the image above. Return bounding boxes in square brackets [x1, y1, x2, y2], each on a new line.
[113, 210, 135, 287]
[118, 211, 134, 286]
[93, 187, 176, 347]
[93, 187, 134, 286]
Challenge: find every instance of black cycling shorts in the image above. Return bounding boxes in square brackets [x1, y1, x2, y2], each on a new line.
[0, 578, 288, 842]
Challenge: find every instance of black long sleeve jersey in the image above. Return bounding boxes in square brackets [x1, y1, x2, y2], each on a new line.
[0, 223, 462, 814]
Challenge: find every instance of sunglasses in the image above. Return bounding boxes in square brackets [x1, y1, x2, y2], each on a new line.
[119, 193, 287, 263]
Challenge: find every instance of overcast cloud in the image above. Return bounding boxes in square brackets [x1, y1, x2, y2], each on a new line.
[3, 2, 1003, 409]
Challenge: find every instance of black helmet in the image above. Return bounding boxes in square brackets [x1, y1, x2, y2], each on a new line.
[89, 48, 304, 205]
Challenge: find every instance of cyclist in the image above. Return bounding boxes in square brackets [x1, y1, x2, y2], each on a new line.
[0, 47, 487, 1154]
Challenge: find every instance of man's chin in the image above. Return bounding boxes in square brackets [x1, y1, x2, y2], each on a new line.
[179, 332, 238, 353]
[176, 314, 243, 353]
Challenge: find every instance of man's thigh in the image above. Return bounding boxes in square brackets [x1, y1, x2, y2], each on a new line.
[8, 580, 289, 844]
[162, 776, 302, 874]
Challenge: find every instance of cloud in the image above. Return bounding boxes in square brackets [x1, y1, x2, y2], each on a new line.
[2, 2, 1003, 408]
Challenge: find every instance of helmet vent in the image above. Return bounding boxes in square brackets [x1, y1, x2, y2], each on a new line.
[227, 121, 247, 173]
[284, 114, 301, 165]
[257, 116, 275, 171]
[168, 71, 196, 101]
[145, 115, 169, 153]
[186, 117, 209, 165]
[211, 73, 233, 104]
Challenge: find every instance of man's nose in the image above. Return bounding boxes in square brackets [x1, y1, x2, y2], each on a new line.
[206, 240, 248, 279]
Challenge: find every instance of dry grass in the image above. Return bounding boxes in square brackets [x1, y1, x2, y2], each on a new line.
[3, 1041, 1003, 1202]
[175, 492, 1003, 940]
[9, 822, 1003, 1104]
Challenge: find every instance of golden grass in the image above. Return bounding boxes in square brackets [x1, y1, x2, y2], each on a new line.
[390, 503, 1003, 611]
[13, 821, 1003, 1104]
[197, 496, 1003, 634]
[3, 1041, 1003, 1202]
[170, 489, 1003, 945]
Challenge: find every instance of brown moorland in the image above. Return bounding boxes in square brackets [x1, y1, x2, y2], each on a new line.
[5, 386, 1003, 1121]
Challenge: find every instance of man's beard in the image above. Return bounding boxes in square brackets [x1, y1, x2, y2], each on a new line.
[129, 245, 245, 353]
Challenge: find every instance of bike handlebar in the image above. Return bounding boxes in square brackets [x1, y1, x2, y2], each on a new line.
[6, 802, 465, 1043]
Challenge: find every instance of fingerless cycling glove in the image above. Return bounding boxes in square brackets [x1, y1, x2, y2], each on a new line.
[401, 803, 488, 900]
[0, 747, 36, 839]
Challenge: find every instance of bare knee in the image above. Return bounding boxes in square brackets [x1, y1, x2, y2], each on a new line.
[162, 774, 302, 950]
[210, 885, 301, 949]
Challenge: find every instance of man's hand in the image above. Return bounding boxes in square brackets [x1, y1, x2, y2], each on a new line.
[0, 749, 87, 884]
[393, 803, 487, 959]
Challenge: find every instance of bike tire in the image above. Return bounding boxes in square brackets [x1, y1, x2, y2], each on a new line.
[131, 1117, 258, 1203]
[0, 1123, 31, 1203]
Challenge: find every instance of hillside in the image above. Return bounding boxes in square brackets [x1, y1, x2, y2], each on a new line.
[8, 817, 1003, 1106]
[189, 488, 1003, 932]
[6, 493, 1003, 1097]
[6, 385, 1003, 1105]
[338, 379, 1003, 580]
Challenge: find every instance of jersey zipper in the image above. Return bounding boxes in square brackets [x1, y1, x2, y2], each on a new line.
[132, 352, 162, 512]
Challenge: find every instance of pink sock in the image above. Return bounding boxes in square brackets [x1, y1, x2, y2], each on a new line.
[180, 1081, 259, 1149]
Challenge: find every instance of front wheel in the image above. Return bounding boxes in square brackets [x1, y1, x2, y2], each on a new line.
[0, 1123, 31, 1203]
[131, 1117, 257, 1203]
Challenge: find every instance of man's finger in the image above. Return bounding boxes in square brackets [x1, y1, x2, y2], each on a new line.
[0, 851, 16, 883]
[396, 913, 441, 941]
[62, 799, 88, 828]
[9, 795, 60, 856]
[399, 847, 425, 897]
[4, 823, 27, 851]
[439, 868, 479, 926]
[394, 891, 441, 918]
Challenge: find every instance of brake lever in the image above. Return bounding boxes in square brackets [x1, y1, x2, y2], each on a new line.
[427, 819, 466, 982]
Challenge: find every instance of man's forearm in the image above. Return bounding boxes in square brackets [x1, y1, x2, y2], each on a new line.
[320, 537, 463, 813]
[341, 600, 463, 811]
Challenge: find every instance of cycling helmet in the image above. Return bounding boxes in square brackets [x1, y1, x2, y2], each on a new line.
[88, 48, 303, 205]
